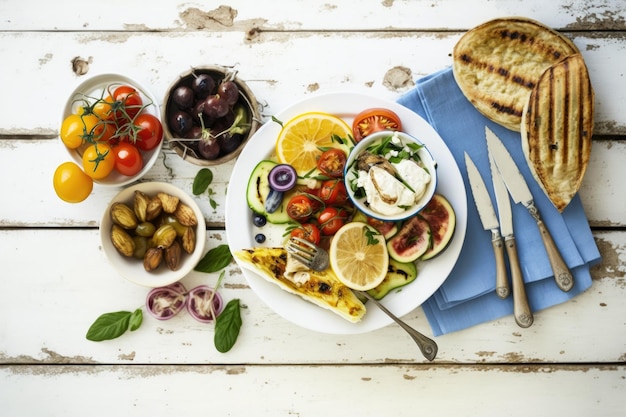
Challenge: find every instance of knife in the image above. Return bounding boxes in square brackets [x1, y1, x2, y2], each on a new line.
[464, 152, 509, 299]
[488, 150, 533, 327]
[485, 127, 574, 292]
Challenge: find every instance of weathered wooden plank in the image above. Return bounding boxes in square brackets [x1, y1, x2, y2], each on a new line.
[1, 138, 623, 227]
[0, 32, 624, 135]
[1, 364, 625, 417]
[0, 229, 623, 365]
[1, 0, 624, 31]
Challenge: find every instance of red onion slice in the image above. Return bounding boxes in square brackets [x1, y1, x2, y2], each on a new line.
[268, 164, 297, 192]
[146, 282, 188, 320]
[186, 285, 224, 323]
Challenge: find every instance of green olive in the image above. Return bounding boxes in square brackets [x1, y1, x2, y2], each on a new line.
[161, 214, 187, 237]
[135, 221, 156, 237]
[132, 236, 149, 259]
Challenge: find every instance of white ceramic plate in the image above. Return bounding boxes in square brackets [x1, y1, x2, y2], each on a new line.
[225, 92, 467, 334]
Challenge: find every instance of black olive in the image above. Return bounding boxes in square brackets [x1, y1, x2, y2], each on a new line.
[254, 233, 266, 243]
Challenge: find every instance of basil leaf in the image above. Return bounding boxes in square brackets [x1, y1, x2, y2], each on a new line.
[193, 168, 213, 195]
[214, 299, 242, 353]
[86, 311, 132, 341]
[129, 308, 143, 331]
[195, 244, 233, 273]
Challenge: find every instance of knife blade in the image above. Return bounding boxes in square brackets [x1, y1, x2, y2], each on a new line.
[488, 150, 533, 327]
[464, 152, 509, 299]
[485, 126, 574, 292]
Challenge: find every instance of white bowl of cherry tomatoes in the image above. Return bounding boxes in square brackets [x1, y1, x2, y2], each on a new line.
[59, 74, 164, 188]
[162, 65, 261, 166]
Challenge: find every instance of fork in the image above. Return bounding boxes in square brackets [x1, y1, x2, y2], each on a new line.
[285, 237, 330, 271]
[359, 290, 438, 361]
[285, 237, 438, 361]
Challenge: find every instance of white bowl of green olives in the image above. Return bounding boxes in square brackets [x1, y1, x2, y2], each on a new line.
[162, 65, 261, 166]
[100, 182, 206, 287]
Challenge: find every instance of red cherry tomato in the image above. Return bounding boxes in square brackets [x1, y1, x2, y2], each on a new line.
[130, 113, 163, 151]
[317, 148, 347, 178]
[113, 142, 144, 176]
[317, 207, 348, 236]
[290, 223, 321, 245]
[352, 108, 402, 142]
[112, 85, 143, 121]
[287, 195, 315, 222]
[318, 179, 348, 206]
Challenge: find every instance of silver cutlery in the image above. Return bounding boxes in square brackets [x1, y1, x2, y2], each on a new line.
[485, 127, 574, 292]
[488, 150, 533, 327]
[286, 237, 438, 361]
[359, 290, 438, 361]
[285, 237, 330, 271]
[464, 152, 510, 299]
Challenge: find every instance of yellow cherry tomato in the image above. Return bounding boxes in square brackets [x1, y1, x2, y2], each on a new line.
[91, 95, 114, 120]
[60, 114, 85, 149]
[82, 143, 115, 179]
[53, 162, 93, 203]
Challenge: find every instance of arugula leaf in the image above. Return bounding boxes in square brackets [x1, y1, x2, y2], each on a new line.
[194, 244, 233, 273]
[214, 299, 242, 353]
[193, 168, 214, 195]
[363, 226, 381, 245]
[86, 311, 133, 341]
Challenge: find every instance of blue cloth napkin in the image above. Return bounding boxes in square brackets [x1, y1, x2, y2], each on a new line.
[397, 68, 601, 336]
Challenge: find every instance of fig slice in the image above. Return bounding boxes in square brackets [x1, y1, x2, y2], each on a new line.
[420, 194, 456, 260]
[387, 214, 431, 263]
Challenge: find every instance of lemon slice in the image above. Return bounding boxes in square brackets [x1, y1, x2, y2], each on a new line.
[275, 112, 352, 173]
[329, 221, 389, 291]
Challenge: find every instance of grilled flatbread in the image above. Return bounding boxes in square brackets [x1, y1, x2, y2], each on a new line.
[521, 54, 594, 212]
[234, 247, 366, 323]
[453, 17, 580, 131]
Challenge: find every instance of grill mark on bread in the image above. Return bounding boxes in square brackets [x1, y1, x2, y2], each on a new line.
[453, 17, 580, 131]
[522, 54, 594, 212]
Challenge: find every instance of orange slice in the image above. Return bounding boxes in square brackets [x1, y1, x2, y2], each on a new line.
[275, 112, 352, 174]
[329, 221, 389, 291]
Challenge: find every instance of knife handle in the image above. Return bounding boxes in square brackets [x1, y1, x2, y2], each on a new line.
[491, 234, 509, 299]
[535, 219, 574, 292]
[504, 236, 534, 328]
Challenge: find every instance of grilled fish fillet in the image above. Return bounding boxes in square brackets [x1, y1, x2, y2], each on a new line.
[234, 247, 366, 323]
[453, 17, 580, 131]
[521, 54, 594, 212]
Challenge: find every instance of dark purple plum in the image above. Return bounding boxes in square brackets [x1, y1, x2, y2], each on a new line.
[168, 110, 194, 136]
[202, 95, 229, 119]
[172, 86, 194, 109]
[217, 80, 240, 105]
[198, 136, 221, 160]
[192, 74, 216, 100]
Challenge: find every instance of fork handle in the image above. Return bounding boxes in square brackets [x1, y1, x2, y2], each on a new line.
[360, 291, 438, 361]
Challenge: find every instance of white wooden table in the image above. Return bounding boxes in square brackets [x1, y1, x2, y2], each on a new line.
[1, 1, 625, 415]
